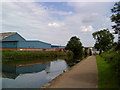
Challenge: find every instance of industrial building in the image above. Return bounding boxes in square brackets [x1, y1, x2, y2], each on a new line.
[0, 32, 65, 51]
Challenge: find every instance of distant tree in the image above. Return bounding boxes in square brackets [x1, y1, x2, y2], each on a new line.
[89, 49, 92, 56]
[94, 43, 100, 51]
[65, 36, 83, 58]
[111, 1, 120, 42]
[92, 29, 114, 52]
[84, 48, 88, 57]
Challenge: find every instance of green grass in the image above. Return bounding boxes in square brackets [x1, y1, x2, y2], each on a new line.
[2, 51, 73, 66]
[2, 51, 73, 61]
[2, 56, 68, 66]
[96, 56, 119, 88]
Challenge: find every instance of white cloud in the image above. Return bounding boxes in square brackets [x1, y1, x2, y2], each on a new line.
[2, 2, 115, 46]
[48, 22, 65, 28]
[50, 11, 73, 15]
[2, 2, 52, 29]
[80, 25, 93, 32]
[48, 23, 60, 27]
[1, 0, 118, 2]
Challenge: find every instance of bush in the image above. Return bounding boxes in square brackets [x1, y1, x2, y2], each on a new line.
[89, 49, 92, 56]
[2, 51, 73, 61]
[100, 47, 120, 85]
[96, 56, 119, 88]
[66, 51, 74, 60]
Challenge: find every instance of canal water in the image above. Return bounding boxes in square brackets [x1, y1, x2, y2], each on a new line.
[2, 59, 70, 88]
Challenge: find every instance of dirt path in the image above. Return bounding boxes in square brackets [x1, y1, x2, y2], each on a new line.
[43, 56, 98, 88]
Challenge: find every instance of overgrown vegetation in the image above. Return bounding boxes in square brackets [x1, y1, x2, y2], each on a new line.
[96, 56, 119, 88]
[3, 56, 71, 66]
[83, 48, 88, 58]
[100, 47, 120, 86]
[92, 2, 120, 86]
[2, 51, 73, 62]
[96, 43, 120, 88]
[89, 49, 92, 56]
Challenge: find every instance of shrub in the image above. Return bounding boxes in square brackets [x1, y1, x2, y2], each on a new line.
[100, 47, 120, 85]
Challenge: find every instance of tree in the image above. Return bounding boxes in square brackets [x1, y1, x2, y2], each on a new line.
[111, 1, 120, 42]
[84, 48, 88, 57]
[65, 36, 83, 58]
[89, 49, 92, 56]
[92, 29, 114, 52]
[94, 43, 100, 51]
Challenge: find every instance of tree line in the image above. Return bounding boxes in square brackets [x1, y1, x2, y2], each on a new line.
[65, 1, 120, 58]
[65, 1, 120, 86]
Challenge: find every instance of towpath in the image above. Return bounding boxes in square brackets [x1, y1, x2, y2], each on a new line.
[43, 56, 98, 88]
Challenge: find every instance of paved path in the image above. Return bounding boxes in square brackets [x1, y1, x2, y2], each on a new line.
[43, 56, 98, 88]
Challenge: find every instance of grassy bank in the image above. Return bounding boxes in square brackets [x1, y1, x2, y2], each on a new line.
[3, 56, 70, 66]
[2, 51, 73, 61]
[2, 51, 73, 66]
[96, 56, 119, 88]
[101, 47, 120, 86]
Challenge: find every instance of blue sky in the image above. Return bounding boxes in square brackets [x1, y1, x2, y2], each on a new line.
[40, 2, 75, 12]
[1, 1, 118, 47]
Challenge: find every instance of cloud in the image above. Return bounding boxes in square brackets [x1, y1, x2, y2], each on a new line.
[48, 22, 65, 28]
[2, 2, 115, 47]
[80, 25, 93, 32]
[48, 22, 60, 27]
[2, 2, 72, 45]
[50, 11, 73, 15]
[1, 0, 118, 2]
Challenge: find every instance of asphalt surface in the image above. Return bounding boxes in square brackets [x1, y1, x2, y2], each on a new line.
[43, 56, 98, 88]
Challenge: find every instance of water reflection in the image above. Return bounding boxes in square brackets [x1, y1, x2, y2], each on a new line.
[2, 59, 69, 88]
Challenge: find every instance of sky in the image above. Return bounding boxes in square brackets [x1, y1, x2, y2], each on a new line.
[1, 1, 118, 47]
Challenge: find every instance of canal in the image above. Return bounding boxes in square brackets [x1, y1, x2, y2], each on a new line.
[2, 59, 71, 88]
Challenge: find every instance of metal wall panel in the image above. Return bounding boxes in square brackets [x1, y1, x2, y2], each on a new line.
[17, 41, 51, 49]
[2, 33, 26, 41]
[1, 42, 17, 48]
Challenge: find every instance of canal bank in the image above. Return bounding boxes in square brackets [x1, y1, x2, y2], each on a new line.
[2, 54, 84, 88]
[42, 56, 98, 88]
[2, 51, 73, 66]
[2, 51, 73, 61]
[2, 59, 70, 88]
[2, 50, 91, 88]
